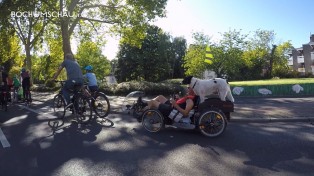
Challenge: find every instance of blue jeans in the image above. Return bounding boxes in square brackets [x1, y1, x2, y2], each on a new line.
[62, 78, 84, 105]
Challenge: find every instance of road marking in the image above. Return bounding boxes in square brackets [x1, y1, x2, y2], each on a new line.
[0, 127, 10, 148]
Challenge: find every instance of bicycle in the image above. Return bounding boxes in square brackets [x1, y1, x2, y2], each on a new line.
[84, 85, 110, 118]
[53, 80, 93, 124]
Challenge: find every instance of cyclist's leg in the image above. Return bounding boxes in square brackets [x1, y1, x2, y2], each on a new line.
[26, 81, 31, 102]
[22, 81, 26, 101]
[62, 80, 73, 106]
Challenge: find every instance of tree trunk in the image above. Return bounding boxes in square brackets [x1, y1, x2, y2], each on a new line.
[60, 19, 72, 55]
[24, 44, 33, 84]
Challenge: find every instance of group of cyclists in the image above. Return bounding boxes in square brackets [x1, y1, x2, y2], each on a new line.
[0, 52, 98, 110]
[0, 66, 31, 107]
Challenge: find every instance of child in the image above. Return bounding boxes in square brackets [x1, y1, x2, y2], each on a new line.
[84, 65, 98, 92]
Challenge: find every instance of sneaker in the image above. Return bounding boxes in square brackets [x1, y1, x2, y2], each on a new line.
[180, 118, 191, 124]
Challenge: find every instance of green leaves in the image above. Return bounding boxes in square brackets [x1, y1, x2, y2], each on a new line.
[116, 25, 186, 82]
[76, 40, 111, 81]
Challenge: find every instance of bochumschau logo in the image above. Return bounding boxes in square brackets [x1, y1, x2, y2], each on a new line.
[11, 11, 81, 18]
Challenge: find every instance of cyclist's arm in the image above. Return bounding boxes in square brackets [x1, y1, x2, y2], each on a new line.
[53, 65, 63, 80]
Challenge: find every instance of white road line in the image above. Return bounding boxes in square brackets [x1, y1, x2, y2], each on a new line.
[0, 127, 10, 148]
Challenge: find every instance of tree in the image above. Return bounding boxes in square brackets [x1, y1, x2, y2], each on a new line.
[0, 27, 22, 75]
[272, 41, 293, 77]
[183, 32, 211, 78]
[1, 0, 48, 78]
[215, 29, 248, 80]
[76, 40, 111, 81]
[242, 29, 277, 79]
[41, 0, 168, 56]
[171, 37, 186, 78]
[116, 25, 180, 82]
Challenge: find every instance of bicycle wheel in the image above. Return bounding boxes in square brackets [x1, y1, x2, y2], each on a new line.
[74, 95, 92, 124]
[93, 92, 110, 118]
[142, 109, 164, 132]
[53, 94, 66, 118]
[198, 108, 227, 137]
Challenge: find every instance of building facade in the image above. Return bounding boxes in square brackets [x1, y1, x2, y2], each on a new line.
[288, 34, 314, 75]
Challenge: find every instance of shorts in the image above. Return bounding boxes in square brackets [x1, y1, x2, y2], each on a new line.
[158, 103, 173, 117]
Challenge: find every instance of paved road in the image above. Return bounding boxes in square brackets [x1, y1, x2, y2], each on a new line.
[2, 92, 314, 123]
[0, 92, 313, 176]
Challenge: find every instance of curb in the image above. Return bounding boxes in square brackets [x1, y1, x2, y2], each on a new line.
[231, 116, 314, 123]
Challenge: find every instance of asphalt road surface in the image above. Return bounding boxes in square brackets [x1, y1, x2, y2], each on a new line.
[0, 97, 313, 176]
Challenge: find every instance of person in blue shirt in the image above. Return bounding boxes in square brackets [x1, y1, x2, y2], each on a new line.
[53, 53, 84, 105]
[84, 65, 98, 92]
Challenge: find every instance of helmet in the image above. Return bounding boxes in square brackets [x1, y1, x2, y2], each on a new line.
[21, 68, 26, 72]
[84, 65, 93, 71]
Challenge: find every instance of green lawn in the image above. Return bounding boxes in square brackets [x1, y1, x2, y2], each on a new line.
[229, 78, 314, 86]
[165, 78, 314, 86]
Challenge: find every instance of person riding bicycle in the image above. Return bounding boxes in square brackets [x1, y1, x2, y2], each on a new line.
[20, 67, 31, 102]
[84, 65, 98, 93]
[53, 53, 84, 106]
[143, 86, 196, 124]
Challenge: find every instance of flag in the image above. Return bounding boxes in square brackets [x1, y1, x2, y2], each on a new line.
[204, 46, 213, 64]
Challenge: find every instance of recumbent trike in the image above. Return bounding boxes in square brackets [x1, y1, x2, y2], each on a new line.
[133, 93, 234, 138]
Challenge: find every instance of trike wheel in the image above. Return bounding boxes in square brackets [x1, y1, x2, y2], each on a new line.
[198, 108, 227, 137]
[142, 109, 164, 132]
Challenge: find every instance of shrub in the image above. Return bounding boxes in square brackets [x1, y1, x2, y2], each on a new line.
[99, 80, 185, 96]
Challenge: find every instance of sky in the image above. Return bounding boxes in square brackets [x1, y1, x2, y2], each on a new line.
[103, 0, 314, 60]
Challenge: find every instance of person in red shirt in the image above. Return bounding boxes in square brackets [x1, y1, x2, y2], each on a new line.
[144, 86, 196, 118]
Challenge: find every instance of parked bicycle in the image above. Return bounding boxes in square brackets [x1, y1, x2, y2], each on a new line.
[53, 80, 93, 124]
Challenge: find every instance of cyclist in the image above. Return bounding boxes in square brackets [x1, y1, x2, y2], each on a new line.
[52, 53, 84, 106]
[84, 65, 98, 92]
[20, 68, 31, 102]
